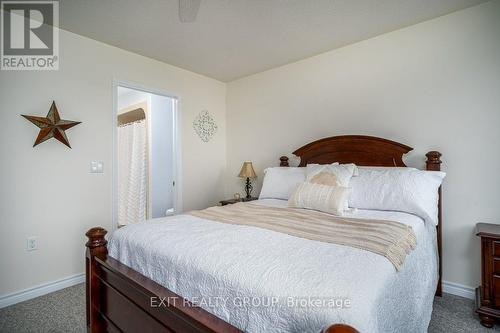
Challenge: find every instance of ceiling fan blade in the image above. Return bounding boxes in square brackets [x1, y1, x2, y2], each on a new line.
[179, 0, 201, 23]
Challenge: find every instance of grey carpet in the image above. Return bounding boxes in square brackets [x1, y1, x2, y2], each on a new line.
[0, 283, 498, 333]
[0, 284, 85, 333]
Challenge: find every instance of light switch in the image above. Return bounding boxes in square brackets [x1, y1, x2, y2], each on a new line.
[90, 161, 104, 174]
[27, 237, 37, 251]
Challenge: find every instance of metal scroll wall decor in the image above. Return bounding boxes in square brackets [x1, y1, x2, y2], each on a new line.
[193, 110, 217, 142]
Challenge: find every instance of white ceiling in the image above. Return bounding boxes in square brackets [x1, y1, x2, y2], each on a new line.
[60, 0, 488, 82]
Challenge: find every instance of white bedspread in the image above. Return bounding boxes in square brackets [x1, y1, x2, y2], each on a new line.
[108, 199, 438, 333]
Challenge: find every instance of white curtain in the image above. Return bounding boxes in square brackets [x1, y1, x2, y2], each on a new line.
[118, 120, 147, 226]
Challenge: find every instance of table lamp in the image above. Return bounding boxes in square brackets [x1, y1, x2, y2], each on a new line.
[238, 162, 257, 199]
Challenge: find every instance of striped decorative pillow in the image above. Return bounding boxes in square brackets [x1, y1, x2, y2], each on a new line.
[288, 182, 350, 216]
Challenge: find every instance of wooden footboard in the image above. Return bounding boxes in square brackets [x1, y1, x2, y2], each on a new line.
[85, 228, 359, 333]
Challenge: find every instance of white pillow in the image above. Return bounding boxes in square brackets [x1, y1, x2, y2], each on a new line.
[353, 165, 418, 176]
[357, 166, 418, 171]
[288, 182, 350, 216]
[306, 163, 356, 187]
[259, 167, 305, 200]
[349, 168, 446, 225]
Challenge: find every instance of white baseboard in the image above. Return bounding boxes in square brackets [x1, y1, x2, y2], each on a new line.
[0, 273, 84, 309]
[442, 280, 475, 300]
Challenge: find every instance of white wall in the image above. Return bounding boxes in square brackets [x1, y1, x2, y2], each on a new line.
[0, 29, 226, 295]
[226, 0, 500, 289]
[117, 87, 150, 111]
[150, 94, 174, 217]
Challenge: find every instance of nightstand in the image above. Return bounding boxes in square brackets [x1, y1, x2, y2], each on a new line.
[476, 223, 500, 328]
[219, 197, 257, 206]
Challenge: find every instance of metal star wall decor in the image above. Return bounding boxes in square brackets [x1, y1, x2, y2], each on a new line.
[22, 101, 81, 148]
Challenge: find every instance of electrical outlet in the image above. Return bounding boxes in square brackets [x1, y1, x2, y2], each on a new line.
[27, 237, 37, 251]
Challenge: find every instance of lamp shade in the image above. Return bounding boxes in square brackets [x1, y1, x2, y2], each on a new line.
[238, 162, 257, 178]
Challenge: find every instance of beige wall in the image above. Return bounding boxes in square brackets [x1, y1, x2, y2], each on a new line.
[226, 0, 500, 288]
[0, 29, 226, 295]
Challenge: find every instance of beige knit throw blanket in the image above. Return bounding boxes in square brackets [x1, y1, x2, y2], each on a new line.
[189, 202, 416, 271]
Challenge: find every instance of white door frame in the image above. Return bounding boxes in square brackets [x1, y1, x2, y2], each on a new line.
[112, 79, 182, 231]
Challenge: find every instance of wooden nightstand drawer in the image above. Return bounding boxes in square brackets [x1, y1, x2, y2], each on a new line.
[494, 258, 500, 275]
[493, 276, 500, 307]
[494, 241, 500, 257]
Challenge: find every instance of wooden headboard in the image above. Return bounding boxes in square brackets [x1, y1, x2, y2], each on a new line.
[279, 135, 443, 296]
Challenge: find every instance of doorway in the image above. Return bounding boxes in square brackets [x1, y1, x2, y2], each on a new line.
[113, 83, 180, 228]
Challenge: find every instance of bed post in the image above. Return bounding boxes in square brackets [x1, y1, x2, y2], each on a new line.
[426, 151, 442, 297]
[85, 227, 108, 333]
[280, 156, 289, 167]
[321, 324, 359, 333]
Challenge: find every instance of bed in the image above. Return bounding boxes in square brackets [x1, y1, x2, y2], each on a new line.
[85, 135, 443, 333]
